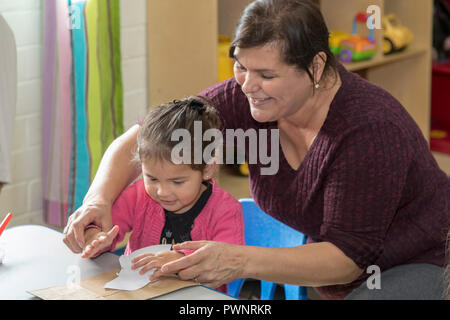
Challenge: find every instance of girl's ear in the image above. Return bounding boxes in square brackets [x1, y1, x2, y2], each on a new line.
[202, 162, 217, 180]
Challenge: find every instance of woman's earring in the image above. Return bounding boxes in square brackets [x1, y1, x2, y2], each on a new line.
[314, 82, 320, 89]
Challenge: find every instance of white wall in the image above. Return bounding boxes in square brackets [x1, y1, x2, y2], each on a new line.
[120, 0, 148, 129]
[0, 0, 148, 229]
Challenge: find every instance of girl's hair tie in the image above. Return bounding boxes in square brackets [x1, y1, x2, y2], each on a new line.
[188, 99, 206, 115]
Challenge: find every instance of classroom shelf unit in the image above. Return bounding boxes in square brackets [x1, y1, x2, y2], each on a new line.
[218, 0, 433, 139]
[147, 1, 447, 173]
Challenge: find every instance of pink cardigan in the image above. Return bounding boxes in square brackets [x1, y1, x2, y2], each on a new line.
[105, 178, 245, 293]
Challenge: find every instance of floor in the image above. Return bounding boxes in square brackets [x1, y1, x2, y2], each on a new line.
[237, 280, 322, 300]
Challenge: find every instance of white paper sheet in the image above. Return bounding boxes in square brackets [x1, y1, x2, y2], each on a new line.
[104, 244, 172, 291]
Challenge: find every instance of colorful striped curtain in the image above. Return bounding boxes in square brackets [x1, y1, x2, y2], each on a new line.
[42, 0, 124, 227]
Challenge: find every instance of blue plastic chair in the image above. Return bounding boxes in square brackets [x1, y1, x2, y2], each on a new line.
[228, 198, 308, 300]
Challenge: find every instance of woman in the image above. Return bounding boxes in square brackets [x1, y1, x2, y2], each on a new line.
[63, 0, 449, 299]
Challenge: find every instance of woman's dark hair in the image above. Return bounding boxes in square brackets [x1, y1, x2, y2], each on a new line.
[137, 96, 221, 171]
[229, 0, 337, 84]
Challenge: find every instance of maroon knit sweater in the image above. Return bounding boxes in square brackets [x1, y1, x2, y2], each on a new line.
[199, 64, 450, 300]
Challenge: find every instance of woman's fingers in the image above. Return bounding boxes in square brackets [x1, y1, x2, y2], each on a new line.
[63, 231, 82, 254]
[63, 211, 84, 253]
[63, 202, 113, 253]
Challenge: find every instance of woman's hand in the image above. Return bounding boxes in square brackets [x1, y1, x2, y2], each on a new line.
[63, 202, 113, 253]
[131, 250, 184, 276]
[152, 241, 246, 289]
[81, 225, 120, 258]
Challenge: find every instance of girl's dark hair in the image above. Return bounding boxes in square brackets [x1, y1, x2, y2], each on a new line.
[229, 0, 337, 84]
[137, 96, 221, 171]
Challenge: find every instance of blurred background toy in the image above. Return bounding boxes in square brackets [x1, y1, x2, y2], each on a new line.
[329, 12, 376, 63]
[382, 13, 414, 55]
[329, 31, 351, 56]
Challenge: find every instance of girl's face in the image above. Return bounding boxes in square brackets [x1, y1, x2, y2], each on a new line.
[233, 44, 314, 123]
[142, 159, 212, 214]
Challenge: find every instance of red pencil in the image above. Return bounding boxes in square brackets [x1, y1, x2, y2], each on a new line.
[0, 213, 12, 237]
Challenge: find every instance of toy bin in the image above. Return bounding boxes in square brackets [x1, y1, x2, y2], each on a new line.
[430, 61, 450, 155]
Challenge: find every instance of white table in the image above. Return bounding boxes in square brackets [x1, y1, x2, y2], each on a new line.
[0, 225, 234, 300]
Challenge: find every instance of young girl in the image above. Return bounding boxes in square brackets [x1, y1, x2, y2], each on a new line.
[80, 96, 245, 293]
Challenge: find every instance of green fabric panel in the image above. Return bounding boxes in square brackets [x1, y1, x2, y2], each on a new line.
[85, 0, 102, 181]
[97, 0, 114, 153]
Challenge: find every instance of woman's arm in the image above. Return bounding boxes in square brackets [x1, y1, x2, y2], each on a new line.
[63, 125, 141, 253]
[151, 240, 363, 289]
[238, 242, 364, 287]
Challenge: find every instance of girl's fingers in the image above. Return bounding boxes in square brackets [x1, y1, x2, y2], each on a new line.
[132, 257, 165, 275]
[82, 244, 99, 258]
[107, 225, 120, 238]
[172, 241, 207, 251]
[131, 255, 154, 270]
[91, 240, 99, 247]
[81, 245, 92, 258]
[139, 263, 159, 275]
[131, 253, 154, 264]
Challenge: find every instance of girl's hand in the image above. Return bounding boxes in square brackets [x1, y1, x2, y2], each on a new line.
[152, 241, 245, 289]
[81, 225, 119, 258]
[131, 250, 184, 276]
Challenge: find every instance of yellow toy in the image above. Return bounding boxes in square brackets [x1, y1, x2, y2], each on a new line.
[382, 14, 413, 55]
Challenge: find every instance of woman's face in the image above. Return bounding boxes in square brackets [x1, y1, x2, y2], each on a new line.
[233, 44, 314, 123]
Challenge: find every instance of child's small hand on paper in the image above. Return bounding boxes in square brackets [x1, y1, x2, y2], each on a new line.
[131, 250, 184, 276]
[81, 225, 119, 258]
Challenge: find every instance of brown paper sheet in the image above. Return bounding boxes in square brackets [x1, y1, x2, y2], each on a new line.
[28, 269, 199, 300]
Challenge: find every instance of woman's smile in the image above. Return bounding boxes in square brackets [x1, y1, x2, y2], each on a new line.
[248, 96, 272, 107]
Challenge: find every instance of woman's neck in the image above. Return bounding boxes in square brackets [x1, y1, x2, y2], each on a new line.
[279, 72, 341, 131]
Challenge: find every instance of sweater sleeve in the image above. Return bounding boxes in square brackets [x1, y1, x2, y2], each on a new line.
[320, 121, 412, 269]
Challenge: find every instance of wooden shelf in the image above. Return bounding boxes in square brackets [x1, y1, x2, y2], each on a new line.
[146, 0, 218, 108]
[146, 0, 432, 141]
[343, 46, 428, 72]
